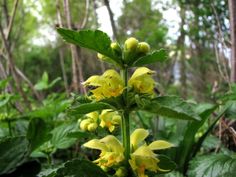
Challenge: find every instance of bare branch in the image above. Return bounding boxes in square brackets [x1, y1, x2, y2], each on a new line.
[80, 0, 90, 29]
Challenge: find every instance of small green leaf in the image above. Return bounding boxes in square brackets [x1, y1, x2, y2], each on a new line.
[57, 28, 122, 66]
[70, 102, 113, 115]
[27, 118, 52, 151]
[143, 96, 201, 121]
[132, 49, 167, 66]
[0, 136, 30, 174]
[55, 159, 108, 177]
[188, 153, 236, 177]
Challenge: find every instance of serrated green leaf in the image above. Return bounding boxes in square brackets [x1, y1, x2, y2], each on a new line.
[27, 118, 52, 151]
[70, 102, 113, 115]
[55, 159, 108, 177]
[51, 124, 77, 149]
[57, 28, 122, 66]
[132, 49, 167, 66]
[143, 96, 201, 121]
[188, 153, 236, 177]
[0, 136, 30, 174]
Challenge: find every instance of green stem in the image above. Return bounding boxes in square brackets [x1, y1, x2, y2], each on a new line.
[121, 68, 130, 166]
[122, 110, 130, 164]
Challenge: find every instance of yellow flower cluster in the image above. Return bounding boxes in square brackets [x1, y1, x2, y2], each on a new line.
[83, 67, 156, 101]
[80, 110, 121, 132]
[83, 128, 173, 177]
[83, 70, 124, 101]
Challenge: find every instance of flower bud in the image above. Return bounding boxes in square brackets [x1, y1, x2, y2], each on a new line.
[87, 122, 98, 132]
[80, 119, 91, 131]
[97, 53, 105, 60]
[111, 42, 121, 51]
[137, 42, 150, 54]
[114, 167, 126, 177]
[124, 37, 139, 51]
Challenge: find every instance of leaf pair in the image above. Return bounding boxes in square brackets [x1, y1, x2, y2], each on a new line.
[57, 28, 167, 68]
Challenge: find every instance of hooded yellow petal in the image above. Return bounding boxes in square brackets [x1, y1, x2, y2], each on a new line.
[148, 140, 174, 150]
[82, 75, 102, 86]
[100, 135, 124, 153]
[130, 129, 149, 150]
[130, 67, 155, 80]
[83, 139, 108, 152]
[133, 145, 156, 157]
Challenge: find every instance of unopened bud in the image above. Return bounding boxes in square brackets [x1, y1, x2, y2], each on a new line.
[80, 119, 91, 131]
[115, 167, 126, 177]
[137, 42, 150, 54]
[87, 123, 98, 132]
[124, 37, 139, 51]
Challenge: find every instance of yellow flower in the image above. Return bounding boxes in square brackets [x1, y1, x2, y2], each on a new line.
[129, 128, 174, 177]
[83, 135, 124, 168]
[83, 70, 124, 100]
[80, 111, 99, 132]
[100, 109, 121, 132]
[129, 67, 156, 94]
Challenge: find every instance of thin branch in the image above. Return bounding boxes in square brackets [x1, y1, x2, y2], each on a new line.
[6, 0, 19, 40]
[2, 0, 10, 25]
[80, 0, 90, 29]
[0, 23, 31, 110]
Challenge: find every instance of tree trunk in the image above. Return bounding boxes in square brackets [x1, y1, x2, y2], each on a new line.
[177, 3, 187, 98]
[228, 0, 236, 83]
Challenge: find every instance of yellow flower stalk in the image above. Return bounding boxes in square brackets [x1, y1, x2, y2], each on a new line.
[100, 109, 121, 132]
[83, 70, 124, 100]
[129, 128, 174, 177]
[129, 67, 156, 94]
[83, 128, 173, 176]
[83, 135, 124, 168]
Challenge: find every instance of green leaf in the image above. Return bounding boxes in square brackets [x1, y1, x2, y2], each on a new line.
[5, 160, 41, 177]
[51, 124, 77, 149]
[143, 96, 201, 121]
[57, 28, 122, 66]
[160, 171, 184, 177]
[148, 155, 176, 176]
[191, 102, 232, 158]
[27, 118, 52, 151]
[67, 131, 90, 139]
[176, 103, 217, 171]
[188, 153, 236, 177]
[70, 102, 113, 115]
[0, 136, 30, 174]
[0, 94, 12, 108]
[55, 159, 108, 177]
[225, 101, 236, 119]
[132, 49, 167, 66]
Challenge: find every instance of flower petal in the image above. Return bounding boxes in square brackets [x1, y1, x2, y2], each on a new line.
[130, 129, 149, 150]
[148, 140, 174, 150]
[83, 139, 108, 151]
[100, 135, 124, 153]
[129, 67, 155, 80]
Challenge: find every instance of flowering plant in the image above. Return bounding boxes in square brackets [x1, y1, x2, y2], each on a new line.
[57, 28, 200, 177]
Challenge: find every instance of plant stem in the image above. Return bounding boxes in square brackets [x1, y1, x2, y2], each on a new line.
[121, 68, 130, 166]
